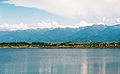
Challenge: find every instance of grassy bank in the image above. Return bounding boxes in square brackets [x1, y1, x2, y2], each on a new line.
[0, 42, 120, 49]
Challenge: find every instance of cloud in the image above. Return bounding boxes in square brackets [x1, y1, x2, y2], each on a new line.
[0, 23, 30, 31]
[116, 18, 120, 23]
[3, 0, 120, 19]
[0, 21, 106, 31]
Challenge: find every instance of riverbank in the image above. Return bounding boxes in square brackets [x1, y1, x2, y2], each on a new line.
[0, 42, 120, 49]
[0, 46, 119, 49]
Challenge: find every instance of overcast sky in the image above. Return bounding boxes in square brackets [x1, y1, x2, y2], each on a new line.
[0, 0, 120, 30]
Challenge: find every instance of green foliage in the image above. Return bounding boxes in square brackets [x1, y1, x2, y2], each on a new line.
[0, 42, 120, 48]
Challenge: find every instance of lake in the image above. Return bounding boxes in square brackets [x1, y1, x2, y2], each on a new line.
[0, 49, 120, 74]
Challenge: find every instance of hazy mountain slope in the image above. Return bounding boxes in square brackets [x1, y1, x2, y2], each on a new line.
[63, 24, 120, 42]
[0, 24, 119, 42]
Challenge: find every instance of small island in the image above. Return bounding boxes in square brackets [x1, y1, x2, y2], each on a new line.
[0, 42, 120, 49]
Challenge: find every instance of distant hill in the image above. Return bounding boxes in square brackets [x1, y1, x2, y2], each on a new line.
[0, 24, 120, 42]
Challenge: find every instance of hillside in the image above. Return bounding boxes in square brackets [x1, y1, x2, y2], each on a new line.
[0, 24, 120, 42]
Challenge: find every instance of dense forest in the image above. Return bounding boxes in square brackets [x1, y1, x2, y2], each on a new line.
[0, 42, 120, 49]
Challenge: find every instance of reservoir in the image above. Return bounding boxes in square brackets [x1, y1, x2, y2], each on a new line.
[0, 49, 120, 74]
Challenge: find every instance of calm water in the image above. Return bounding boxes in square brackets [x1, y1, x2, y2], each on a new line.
[0, 49, 120, 74]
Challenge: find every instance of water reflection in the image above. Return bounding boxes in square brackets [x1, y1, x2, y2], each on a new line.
[0, 49, 120, 74]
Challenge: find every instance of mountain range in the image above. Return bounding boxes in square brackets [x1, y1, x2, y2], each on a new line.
[0, 24, 120, 42]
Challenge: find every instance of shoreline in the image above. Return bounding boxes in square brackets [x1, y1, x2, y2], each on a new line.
[0, 46, 120, 49]
[0, 42, 120, 49]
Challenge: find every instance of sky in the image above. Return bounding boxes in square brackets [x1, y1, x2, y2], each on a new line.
[0, 0, 120, 31]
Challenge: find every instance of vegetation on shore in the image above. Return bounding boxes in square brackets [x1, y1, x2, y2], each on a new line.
[0, 42, 120, 49]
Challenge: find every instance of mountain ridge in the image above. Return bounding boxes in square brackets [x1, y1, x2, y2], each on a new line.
[0, 24, 120, 42]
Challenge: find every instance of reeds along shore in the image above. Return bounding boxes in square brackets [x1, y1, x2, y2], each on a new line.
[0, 42, 120, 49]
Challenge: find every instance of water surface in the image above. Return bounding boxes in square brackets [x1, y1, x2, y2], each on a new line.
[0, 49, 120, 74]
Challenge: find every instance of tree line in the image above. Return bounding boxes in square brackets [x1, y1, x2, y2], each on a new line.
[0, 42, 120, 47]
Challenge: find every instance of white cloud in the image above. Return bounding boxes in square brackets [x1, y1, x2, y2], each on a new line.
[3, 0, 120, 19]
[1, 0, 120, 29]
[0, 23, 30, 31]
[0, 21, 106, 31]
[116, 18, 120, 23]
